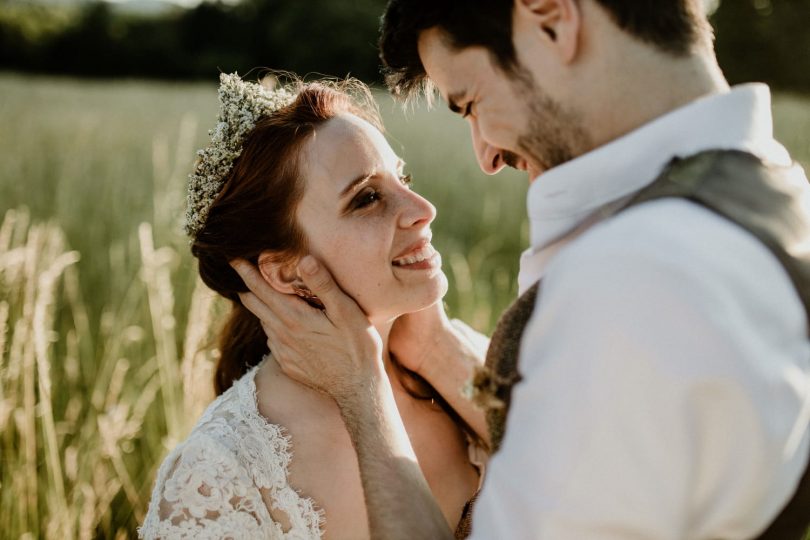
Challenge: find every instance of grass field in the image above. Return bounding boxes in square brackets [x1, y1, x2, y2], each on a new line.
[1, 72, 809, 538]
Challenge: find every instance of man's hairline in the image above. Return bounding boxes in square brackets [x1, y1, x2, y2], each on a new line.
[405, 25, 520, 107]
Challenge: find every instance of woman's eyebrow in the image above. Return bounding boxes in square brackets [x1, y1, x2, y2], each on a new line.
[340, 171, 375, 197]
[340, 160, 405, 198]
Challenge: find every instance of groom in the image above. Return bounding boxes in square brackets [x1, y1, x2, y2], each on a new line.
[233, 0, 810, 537]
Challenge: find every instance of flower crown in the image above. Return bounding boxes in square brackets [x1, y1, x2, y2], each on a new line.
[185, 72, 297, 238]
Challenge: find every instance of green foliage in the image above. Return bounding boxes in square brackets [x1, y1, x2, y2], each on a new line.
[1, 0, 809, 92]
[0, 2, 76, 69]
[712, 0, 810, 92]
[0, 0, 390, 81]
[0, 2, 76, 41]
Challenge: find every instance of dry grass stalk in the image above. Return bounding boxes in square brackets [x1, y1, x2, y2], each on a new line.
[0, 207, 223, 537]
[34, 248, 80, 533]
[138, 222, 182, 442]
[0, 300, 8, 381]
[180, 276, 217, 423]
[20, 225, 43, 533]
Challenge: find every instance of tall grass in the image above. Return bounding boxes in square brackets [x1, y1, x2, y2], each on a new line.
[0, 207, 220, 538]
[1, 72, 809, 537]
[0, 72, 529, 537]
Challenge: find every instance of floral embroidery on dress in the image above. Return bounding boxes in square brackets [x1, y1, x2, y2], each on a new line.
[139, 361, 324, 539]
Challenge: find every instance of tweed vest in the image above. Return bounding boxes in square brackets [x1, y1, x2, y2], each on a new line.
[470, 150, 810, 539]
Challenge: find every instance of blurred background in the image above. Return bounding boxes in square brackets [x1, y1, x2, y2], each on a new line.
[0, 0, 809, 537]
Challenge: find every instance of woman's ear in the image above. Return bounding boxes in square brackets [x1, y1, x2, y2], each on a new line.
[514, 0, 581, 64]
[257, 251, 300, 295]
[257, 251, 325, 309]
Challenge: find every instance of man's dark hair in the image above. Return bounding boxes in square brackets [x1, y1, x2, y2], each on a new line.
[379, 0, 712, 100]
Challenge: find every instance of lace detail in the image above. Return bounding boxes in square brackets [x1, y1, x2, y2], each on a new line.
[139, 361, 324, 539]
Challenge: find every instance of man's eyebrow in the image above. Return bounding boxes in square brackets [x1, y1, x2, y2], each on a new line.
[446, 90, 467, 114]
[340, 171, 375, 197]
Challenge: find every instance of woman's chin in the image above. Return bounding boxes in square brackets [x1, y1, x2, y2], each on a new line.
[366, 272, 448, 323]
[435, 271, 449, 299]
[408, 272, 448, 312]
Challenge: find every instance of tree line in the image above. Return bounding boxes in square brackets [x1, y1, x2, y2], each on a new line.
[0, 0, 808, 92]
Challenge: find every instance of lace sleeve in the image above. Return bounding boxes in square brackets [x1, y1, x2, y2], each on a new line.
[138, 435, 275, 539]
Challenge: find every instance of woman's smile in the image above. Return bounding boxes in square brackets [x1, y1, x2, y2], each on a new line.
[392, 235, 439, 267]
[392, 243, 441, 271]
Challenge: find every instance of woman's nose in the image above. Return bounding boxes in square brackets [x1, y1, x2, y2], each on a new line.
[399, 189, 436, 229]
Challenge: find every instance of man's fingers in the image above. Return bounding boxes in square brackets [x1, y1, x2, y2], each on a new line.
[299, 257, 371, 328]
[298, 256, 350, 310]
[232, 259, 304, 320]
[230, 258, 275, 301]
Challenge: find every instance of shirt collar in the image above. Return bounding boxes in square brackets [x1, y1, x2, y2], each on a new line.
[518, 84, 790, 293]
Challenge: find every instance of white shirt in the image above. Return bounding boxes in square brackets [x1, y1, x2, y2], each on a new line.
[471, 85, 810, 539]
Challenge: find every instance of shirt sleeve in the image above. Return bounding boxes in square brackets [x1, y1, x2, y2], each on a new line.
[470, 202, 810, 539]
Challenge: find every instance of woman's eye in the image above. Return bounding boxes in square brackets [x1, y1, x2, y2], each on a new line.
[399, 173, 413, 187]
[353, 188, 381, 209]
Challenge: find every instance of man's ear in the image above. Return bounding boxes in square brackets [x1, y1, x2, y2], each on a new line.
[257, 251, 300, 295]
[514, 0, 581, 64]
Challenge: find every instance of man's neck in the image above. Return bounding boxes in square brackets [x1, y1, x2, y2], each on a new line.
[580, 43, 730, 152]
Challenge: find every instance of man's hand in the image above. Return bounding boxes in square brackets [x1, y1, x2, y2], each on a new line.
[232, 256, 453, 540]
[230, 255, 383, 402]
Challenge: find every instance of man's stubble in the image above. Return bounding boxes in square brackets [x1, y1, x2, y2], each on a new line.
[507, 65, 591, 175]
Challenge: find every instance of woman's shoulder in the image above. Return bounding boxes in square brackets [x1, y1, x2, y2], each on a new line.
[139, 424, 270, 538]
[140, 362, 322, 539]
[182, 361, 295, 485]
[142, 363, 288, 507]
[191, 364, 269, 431]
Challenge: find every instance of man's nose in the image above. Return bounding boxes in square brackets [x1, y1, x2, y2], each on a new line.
[476, 144, 506, 175]
[471, 120, 506, 175]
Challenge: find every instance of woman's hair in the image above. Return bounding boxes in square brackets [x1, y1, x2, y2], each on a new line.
[192, 75, 478, 446]
[191, 77, 382, 395]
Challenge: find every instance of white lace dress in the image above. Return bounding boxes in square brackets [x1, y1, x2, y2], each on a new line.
[139, 362, 324, 539]
[140, 322, 489, 539]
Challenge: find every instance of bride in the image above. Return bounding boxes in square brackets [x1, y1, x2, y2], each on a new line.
[139, 73, 488, 539]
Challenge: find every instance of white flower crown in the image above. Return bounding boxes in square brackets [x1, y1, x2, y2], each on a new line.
[185, 72, 296, 238]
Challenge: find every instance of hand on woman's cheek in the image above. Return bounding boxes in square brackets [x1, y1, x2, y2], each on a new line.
[233, 256, 385, 401]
